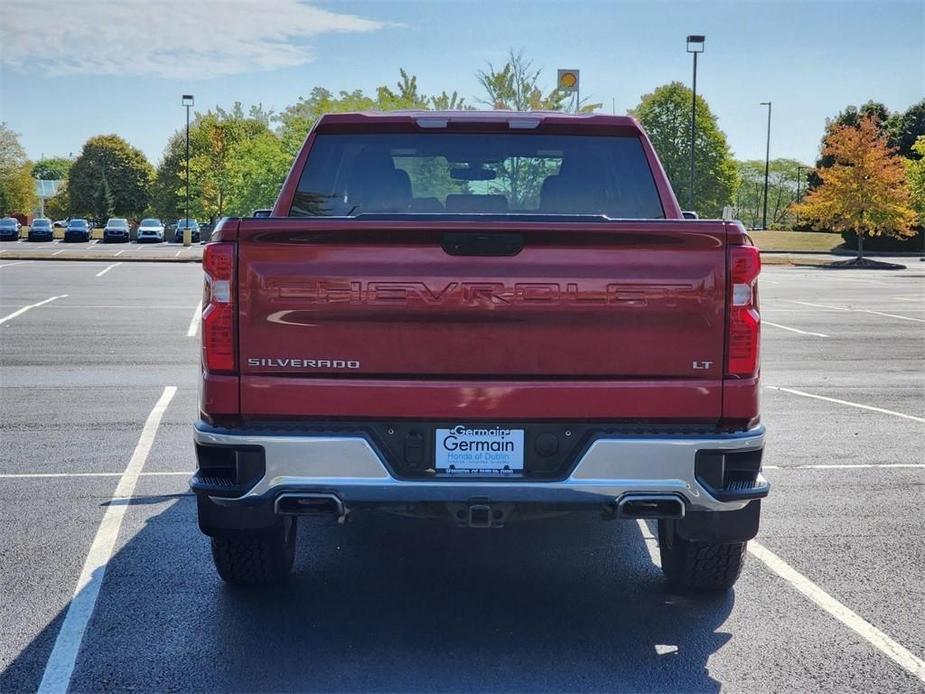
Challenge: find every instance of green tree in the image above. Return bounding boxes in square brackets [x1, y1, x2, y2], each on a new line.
[0, 123, 36, 214]
[149, 132, 186, 220]
[0, 122, 27, 173]
[830, 101, 891, 129]
[224, 132, 292, 216]
[476, 50, 571, 111]
[45, 183, 69, 220]
[183, 104, 274, 220]
[630, 82, 738, 217]
[68, 135, 153, 217]
[888, 99, 925, 159]
[906, 136, 925, 225]
[278, 87, 376, 156]
[277, 70, 470, 157]
[735, 158, 810, 229]
[92, 174, 115, 221]
[32, 157, 73, 180]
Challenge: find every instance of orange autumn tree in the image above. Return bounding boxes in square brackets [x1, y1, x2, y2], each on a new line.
[793, 116, 916, 263]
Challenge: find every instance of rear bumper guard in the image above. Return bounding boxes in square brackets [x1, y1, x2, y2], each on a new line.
[191, 422, 767, 513]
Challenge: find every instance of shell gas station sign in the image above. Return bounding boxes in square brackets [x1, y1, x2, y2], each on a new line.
[556, 69, 580, 93]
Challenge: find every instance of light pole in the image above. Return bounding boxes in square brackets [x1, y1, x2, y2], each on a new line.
[760, 101, 772, 229]
[686, 35, 705, 211]
[182, 94, 194, 229]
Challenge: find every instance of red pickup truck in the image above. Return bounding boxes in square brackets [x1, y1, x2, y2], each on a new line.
[192, 111, 767, 591]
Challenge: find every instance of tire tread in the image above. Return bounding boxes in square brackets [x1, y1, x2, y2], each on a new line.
[659, 522, 746, 591]
[210, 521, 295, 586]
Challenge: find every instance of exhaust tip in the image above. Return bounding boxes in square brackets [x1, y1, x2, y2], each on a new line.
[275, 493, 346, 520]
[617, 494, 685, 520]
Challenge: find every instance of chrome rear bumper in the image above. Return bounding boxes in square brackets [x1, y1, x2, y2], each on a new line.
[192, 423, 767, 513]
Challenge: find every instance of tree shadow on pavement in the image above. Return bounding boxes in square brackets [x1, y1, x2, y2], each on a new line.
[1, 497, 735, 692]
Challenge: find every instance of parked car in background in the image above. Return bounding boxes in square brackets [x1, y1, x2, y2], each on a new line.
[0, 217, 20, 241]
[199, 221, 214, 242]
[64, 218, 91, 242]
[102, 218, 131, 243]
[28, 218, 54, 241]
[53, 219, 68, 228]
[174, 218, 200, 243]
[136, 218, 165, 243]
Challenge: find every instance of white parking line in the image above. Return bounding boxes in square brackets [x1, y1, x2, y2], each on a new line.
[785, 300, 849, 312]
[786, 300, 925, 324]
[856, 309, 925, 323]
[749, 541, 925, 685]
[0, 295, 68, 325]
[0, 471, 189, 479]
[764, 464, 925, 470]
[636, 520, 660, 564]
[765, 385, 925, 422]
[95, 262, 121, 277]
[115, 249, 126, 257]
[0, 261, 26, 269]
[762, 320, 829, 337]
[186, 301, 202, 337]
[37, 386, 177, 694]
[52, 249, 65, 256]
[175, 249, 183, 257]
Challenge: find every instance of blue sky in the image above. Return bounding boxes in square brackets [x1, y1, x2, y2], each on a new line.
[1, 0, 922, 167]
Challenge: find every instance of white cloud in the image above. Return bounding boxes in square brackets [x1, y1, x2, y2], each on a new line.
[0, 0, 385, 79]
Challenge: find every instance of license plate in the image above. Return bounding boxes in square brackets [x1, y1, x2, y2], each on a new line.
[434, 426, 525, 473]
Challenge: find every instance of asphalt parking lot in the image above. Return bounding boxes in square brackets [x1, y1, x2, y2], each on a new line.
[1, 259, 923, 692]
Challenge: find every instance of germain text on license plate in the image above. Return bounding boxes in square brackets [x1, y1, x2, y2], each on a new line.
[434, 425, 525, 473]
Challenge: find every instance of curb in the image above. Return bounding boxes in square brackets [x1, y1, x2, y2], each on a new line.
[761, 249, 925, 257]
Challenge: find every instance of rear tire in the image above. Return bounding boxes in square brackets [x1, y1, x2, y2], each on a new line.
[658, 520, 746, 591]
[210, 517, 296, 586]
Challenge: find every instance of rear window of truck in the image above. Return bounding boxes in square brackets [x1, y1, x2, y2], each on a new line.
[290, 133, 664, 219]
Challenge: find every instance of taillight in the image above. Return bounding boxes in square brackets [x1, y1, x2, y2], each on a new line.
[202, 242, 236, 374]
[726, 244, 760, 378]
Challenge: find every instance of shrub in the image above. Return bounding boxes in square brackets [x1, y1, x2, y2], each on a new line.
[840, 227, 924, 251]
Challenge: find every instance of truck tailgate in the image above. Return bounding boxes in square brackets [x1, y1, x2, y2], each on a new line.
[236, 219, 727, 420]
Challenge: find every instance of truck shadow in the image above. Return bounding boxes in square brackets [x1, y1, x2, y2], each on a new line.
[2, 498, 735, 693]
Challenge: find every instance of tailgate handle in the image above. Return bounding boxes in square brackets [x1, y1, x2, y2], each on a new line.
[442, 232, 523, 256]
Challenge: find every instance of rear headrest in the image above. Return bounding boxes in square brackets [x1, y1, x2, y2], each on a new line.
[352, 149, 395, 175]
[539, 173, 607, 214]
[409, 196, 445, 212]
[445, 194, 509, 213]
[391, 168, 412, 200]
[539, 155, 609, 214]
[345, 150, 411, 213]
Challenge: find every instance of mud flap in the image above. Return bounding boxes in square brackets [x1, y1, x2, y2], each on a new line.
[197, 494, 279, 537]
[673, 500, 761, 544]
